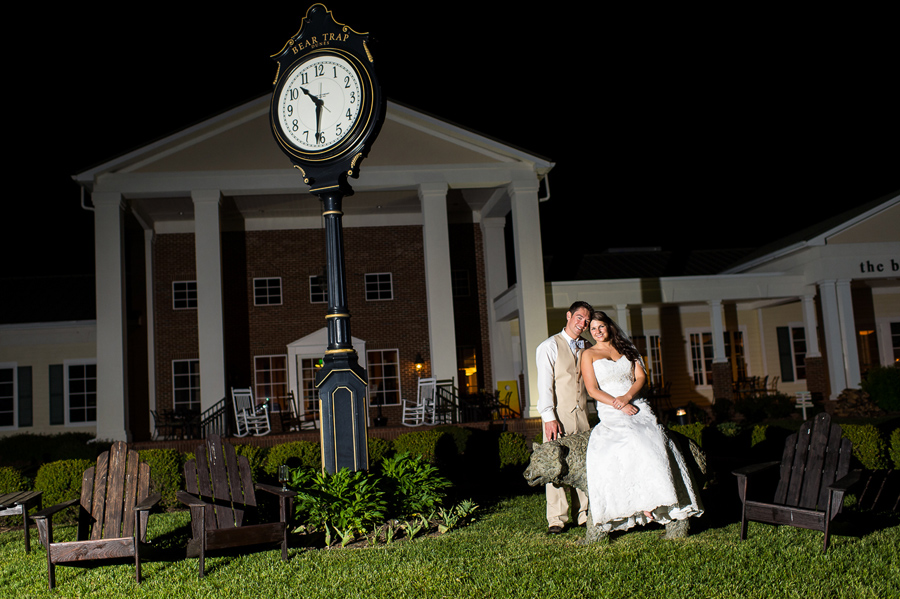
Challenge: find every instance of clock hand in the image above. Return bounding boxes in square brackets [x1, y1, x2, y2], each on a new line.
[315, 103, 323, 144]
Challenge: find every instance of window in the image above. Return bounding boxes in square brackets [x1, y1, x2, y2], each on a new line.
[364, 273, 393, 301]
[0, 364, 15, 429]
[66, 360, 97, 423]
[255, 355, 288, 409]
[299, 357, 323, 415]
[309, 275, 327, 304]
[173, 281, 197, 309]
[633, 335, 664, 385]
[689, 330, 746, 386]
[254, 277, 282, 306]
[892, 322, 900, 365]
[173, 359, 200, 410]
[367, 349, 401, 406]
[777, 325, 807, 381]
[451, 269, 470, 297]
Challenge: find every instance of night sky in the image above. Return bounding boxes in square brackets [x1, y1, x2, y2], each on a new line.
[6, 4, 898, 282]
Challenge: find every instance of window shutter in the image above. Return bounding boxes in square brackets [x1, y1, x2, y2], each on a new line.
[49, 364, 65, 425]
[17, 366, 32, 427]
[776, 327, 795, 383]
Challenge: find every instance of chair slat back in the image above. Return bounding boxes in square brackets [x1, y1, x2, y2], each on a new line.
[186, 435, 258, 531]
[78, 442, 150, 541]
[773, 413, 853, 510]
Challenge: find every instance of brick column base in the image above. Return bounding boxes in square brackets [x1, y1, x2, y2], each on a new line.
[712, 362, 734, 402]
[805, 356, 830, 401]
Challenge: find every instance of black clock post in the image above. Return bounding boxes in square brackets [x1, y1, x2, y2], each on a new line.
[269, 4, 386, 473]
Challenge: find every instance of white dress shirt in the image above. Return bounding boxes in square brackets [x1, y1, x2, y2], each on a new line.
[535, 329, 582, 422]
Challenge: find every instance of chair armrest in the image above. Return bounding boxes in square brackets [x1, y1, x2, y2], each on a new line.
[829, 469, 862, 493]
[30, 498, 80, 521]
[732, 461, 780, 479]
[176, 491, 208, 509]
[135, 493, 162, 512]
[256, 483, 298, 499]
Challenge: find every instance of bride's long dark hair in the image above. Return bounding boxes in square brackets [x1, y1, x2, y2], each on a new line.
[591, 311, 642, 364]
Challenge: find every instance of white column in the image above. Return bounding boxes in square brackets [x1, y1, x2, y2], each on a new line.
[419, 182, 457, 381]
[709, 299, 727, 363]
[802, 294, 821, 358]
[480, 216, 514, 385]
[508, 179, 549, 417]
[616, 304, 630, 336]
[192, 190, 226, 411]
[818, 280, 846, 398]
[93, 192, 129, 441]
[836, 279, 861, 389]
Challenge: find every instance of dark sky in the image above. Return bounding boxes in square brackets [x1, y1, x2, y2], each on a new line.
[6, 4, 898, 280]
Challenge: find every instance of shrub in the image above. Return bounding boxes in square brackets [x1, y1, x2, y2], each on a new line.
[34, 459, 94, 522]
[735, 393, 793, 422]
[263, 441, 319, 477]
[861, 366, 900, 412]
[889, 429, 900, 470]
[498, 431, 531, 469]
[751, 424, 769, 447]
[393, 430, 448, 463]
[367, 437, 394, 465]
[292, 467, 386, 546]
[669, 423, 707, 447]
[716, 422, 742, 438]
[235, 443, 268, 482]
[0, 466, 29, 494]
[138, 449, 184, 509]
[380, 452, 450, 517]
[434, 425, 472, 455]
[841, 424, 889, 470]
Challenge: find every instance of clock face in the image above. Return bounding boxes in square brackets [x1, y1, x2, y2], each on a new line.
[275, 53, 364, 155]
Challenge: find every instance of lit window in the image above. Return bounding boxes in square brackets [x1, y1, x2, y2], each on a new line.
[254, 355, 288, 410]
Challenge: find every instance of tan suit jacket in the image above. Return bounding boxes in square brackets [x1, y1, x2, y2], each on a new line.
[549, 333, 591, 436]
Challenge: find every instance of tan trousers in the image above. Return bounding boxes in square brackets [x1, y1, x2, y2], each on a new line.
[545, 405, 590, 527]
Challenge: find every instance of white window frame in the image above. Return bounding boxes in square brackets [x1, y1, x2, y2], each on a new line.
[64, 359, 97, 425]
[686, 326, 749, 388]
[366, 349, 401, 406]
[633, 333, 663, 385]
[876, 318, 900, 367]
[172, 359, 201, 411]
[0, 362, 17, 430]
[254, 277, 283, 306]
[309, 275, 327, 304]
[173, 280, 197, 310]
[787, 322, 808, 381]
[364, 272, 393, 301]
[254, 354, 289, 408]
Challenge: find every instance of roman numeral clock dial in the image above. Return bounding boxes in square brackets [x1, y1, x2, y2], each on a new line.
[276, 54, 363, 153]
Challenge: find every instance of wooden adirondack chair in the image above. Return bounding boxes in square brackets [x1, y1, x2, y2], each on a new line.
[0, 490, 42, 552]
[31, 442, 161, 589]
[733, 412, 860, 552]
[177, 435, 296, 578]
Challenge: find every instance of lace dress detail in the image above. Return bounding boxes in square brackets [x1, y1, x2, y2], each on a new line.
[585, 356, 703, 532]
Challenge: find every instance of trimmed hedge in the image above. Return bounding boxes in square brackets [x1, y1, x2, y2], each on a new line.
[34, 459, 94, 523]
[751, 424, 769, 448]
[393, 430, 449, 463]
[138, 449, 184, 509]
[668, 423, 706, 447]
[890, 428, 900, 470]
[434, 425, 473, 455]
[841, 424, 889, 470]
[0, 466, 29, 494]
[498, 431, 531, 469]
[860, 366, 900, 412]
[367, 437, 394, 465]
[263, 441, 319, 476]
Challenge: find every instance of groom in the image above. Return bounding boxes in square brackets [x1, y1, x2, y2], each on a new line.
[535, 300, 593, 534]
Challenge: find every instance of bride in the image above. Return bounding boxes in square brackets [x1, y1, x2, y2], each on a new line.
[581, 310, 703, 534]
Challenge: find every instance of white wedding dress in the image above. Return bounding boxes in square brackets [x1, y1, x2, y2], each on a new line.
[585, 356, 703, 532]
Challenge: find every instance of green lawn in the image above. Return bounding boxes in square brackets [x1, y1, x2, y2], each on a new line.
[2, 493, 897, 598]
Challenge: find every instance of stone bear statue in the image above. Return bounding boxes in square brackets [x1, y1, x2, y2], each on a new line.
[523, 429, 706, 544]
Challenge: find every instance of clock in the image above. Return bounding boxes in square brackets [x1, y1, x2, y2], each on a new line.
[271, 48, 376, 165]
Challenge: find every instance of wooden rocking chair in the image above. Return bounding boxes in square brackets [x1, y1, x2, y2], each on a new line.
[177, 435, 296, 578]
[733, 412, 860, 552]
[31, 441, 161, 589]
